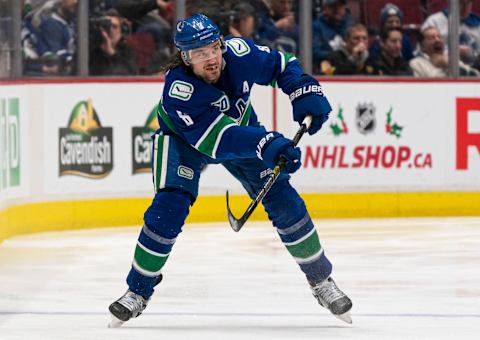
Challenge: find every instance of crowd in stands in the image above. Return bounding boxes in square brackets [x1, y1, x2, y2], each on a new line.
[19, 0, 480, 77]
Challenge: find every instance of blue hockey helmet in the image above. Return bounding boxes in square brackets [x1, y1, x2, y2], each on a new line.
[174, 14, 221, 52]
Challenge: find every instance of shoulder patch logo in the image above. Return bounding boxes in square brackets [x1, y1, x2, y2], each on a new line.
[169, 80, 194, 101]
[226, 38, 251, 57]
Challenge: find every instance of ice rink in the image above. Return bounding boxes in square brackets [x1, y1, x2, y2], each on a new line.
[0, 217, 479, 340]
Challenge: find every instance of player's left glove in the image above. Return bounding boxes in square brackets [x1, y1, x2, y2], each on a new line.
[290, 84, 332, 135]
[257, 132, 301, 174]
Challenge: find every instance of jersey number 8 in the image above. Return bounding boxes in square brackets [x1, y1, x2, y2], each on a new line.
[176, 110, 194, 126]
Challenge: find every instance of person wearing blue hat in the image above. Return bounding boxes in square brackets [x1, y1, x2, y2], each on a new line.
[368, 3, 415, 63]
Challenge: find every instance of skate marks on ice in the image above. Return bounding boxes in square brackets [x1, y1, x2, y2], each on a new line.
[0, 217, 479, 339]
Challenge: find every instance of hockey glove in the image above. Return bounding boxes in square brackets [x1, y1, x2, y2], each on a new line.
[291, 88, 332, 135]
[257, 132, 301, 174]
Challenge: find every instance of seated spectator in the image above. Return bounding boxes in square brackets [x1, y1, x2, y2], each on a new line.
[312, 0, 353, 73]
[256, 0, 298, 53]
[89, 9, 138, 76]
[366, 27, 412, 76]
[422, 0, 480, 68]
[35, 0, 78, 76]
[369, 3, 415, 62]
[114, 0, 174, 51]
[229, 2, 257, 39]
[410, 26, 479, 77]
[321, 23, 377, 75]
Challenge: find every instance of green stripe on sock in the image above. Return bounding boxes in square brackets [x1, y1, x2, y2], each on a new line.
[134, 244, 169, 273]
[285, 230, 322, 259]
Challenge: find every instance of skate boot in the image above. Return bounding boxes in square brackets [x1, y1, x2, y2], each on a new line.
[108, 273, 163, 327]
[311, 277, 353, 324]
[108, 290, 149, 327]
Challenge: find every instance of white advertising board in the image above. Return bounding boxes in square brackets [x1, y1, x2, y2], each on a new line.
[276, 81, 480, 192]
[41, 82, 273, 196]
[4, 80, 479, 203]
[0, 86, 30, 203]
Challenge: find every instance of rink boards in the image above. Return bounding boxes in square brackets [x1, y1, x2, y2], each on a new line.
[1, 78, 479, 241]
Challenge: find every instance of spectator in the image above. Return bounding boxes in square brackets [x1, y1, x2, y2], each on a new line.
[366, 27, 412, 76]
[422, 0, 480, 68]
[89, 9, 138, 76]
[312, 0, 353, 73]
[321, 23, 377, 75]
[410, 26, 479, 77]
[114, 0, 173, 50]
[229, 2, 257, 39]
[256, 0, 298, 53]
[35, 0, 78, 76]
[369, 3, 415, 62]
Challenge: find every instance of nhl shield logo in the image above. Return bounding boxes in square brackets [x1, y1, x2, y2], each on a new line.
[355, 103, 376, 135]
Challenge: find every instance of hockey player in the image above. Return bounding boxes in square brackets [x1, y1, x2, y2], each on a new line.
[108, 13, 352, 327]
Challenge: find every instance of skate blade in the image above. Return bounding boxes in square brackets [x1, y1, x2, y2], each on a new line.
[108, 315, 125, 328]
[334, 311, 352, 324]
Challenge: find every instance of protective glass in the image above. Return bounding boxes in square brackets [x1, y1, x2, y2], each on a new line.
[187, 41, 223, 64]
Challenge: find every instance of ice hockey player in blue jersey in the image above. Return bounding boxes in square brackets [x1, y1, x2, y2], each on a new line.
[108, 13, 352, 327]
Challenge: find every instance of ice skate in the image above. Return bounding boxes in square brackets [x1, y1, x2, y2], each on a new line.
[311, 277, 353, 324]
[108, 290, 149, 328]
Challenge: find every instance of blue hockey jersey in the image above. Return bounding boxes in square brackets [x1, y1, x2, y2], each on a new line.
[157, 36, 313, 161]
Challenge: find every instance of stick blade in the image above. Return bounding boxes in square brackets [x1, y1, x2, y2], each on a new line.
[226, 191, 244, 232]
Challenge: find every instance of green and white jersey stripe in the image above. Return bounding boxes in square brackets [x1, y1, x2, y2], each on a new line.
[238, 100, 252, 126]
[194, 114, 237, 158]
[153, 134, 170, 192]
[279, 51, 297, 73]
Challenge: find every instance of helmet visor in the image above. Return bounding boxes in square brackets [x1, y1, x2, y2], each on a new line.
[187, 41, 223, 64]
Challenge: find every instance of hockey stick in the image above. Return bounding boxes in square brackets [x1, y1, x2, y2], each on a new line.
[226, 116, 313, 232]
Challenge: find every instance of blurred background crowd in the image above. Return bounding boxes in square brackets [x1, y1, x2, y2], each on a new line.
[1, 0, 480, 77]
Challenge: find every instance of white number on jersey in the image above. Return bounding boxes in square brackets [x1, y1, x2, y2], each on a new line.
[256, 44, 270, 53]
[177, 110, 194, 126]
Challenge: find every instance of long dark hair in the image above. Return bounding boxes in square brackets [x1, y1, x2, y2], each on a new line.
[159, 51, 188, 74]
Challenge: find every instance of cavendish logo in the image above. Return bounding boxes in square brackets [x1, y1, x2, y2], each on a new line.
[355, 103, 376, 135]
[132, 105, 159, 174]
[59, 98, 113, 178]
[169, 80, 194, 101]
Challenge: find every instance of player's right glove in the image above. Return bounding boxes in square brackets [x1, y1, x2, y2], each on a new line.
[256, 132, 301, 174]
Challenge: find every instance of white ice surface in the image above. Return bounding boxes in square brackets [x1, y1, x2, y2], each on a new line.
[0, 217, 479, 339]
